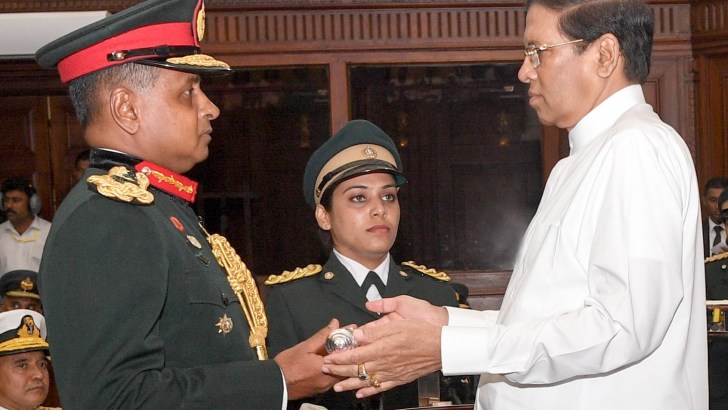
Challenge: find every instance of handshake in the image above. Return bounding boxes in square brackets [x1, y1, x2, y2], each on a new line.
[274, 296, 448, 401]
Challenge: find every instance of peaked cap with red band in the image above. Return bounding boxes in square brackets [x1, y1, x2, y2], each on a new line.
[35, 0, 230, 84]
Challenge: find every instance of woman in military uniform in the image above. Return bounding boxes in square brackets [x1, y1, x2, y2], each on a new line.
[706, 188, 728, 409]
[265, 120, 459, 409]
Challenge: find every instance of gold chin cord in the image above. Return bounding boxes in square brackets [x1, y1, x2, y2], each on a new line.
[199, 222, 269, 360]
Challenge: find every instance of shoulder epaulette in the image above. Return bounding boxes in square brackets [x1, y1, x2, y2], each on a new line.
[706, 251, 728, 263]
[265, 264, 322, 285]
[87, 166, 154, 205]
[401, 261, 451, 282]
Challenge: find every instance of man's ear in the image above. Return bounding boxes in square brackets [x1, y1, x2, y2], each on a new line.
[596, 33, 621, 78]
[109, 87, 140, 134]
[315, 204, 332, 231]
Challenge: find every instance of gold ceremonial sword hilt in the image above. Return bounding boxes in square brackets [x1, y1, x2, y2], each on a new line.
[199, 222, 268, 360]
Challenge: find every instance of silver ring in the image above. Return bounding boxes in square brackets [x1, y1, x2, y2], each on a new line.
[357, 363, 369, 381]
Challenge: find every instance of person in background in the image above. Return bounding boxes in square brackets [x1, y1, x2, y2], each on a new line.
[0, 177, 51, 274]
[705, 188, 728, 409]
[0, 270, 60, 409]
[0, 270, 42, 313]
[35, 0, 339, 408]
[0, 309, 58, 410]
[703, 177, 728, 257]
[265, 120, 460, 409]
[71, 149, 90, 184]
[322, 0, 708, 408]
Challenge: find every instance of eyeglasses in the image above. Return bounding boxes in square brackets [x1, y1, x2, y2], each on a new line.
[524, 39, 584, 69]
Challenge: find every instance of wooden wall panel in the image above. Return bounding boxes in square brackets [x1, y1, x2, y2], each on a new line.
[693, 54, 728, 185]
[643, 53, 695, 155]
[0, 0, 702, 310]
[449, 270, 511, 311]
[692, 0, 728, 48]
[692, 0, 728, 188]
[205, 7, 526, 55]
[0, 97, 53, 220]
[0, 96, 85, 217]
[204, 3, 691, 55]
[48, 97, 88, 209]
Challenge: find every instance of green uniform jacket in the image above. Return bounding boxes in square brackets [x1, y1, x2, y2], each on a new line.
[706, 256, 728, 407]
[265, 253, 458, 409]
[39, 150, 283, 409]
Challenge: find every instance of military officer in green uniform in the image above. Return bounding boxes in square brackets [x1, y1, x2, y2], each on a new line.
[35, 1, 339, 408]
[0, 270, 42, 314]
[265, 120, 459, 409]
[706, 188, 728, 409]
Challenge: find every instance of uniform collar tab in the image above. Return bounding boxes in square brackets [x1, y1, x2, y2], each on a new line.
[134, 161, 198, 203]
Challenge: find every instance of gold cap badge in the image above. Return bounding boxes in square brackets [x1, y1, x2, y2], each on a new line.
[20, 277, 34, 292]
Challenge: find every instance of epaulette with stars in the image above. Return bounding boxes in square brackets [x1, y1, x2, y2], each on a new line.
[401, 261, 451, 282]
[264, 264, 322, 285]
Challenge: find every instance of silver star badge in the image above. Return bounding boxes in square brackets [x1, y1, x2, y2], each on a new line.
[215, 314, 233, 334]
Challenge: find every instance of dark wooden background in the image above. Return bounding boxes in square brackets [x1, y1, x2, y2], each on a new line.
[0, 0, 725, 310]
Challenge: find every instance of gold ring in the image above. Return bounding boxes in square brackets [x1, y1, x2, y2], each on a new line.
[357, 363, 370, 381]
[370, 377, 381, 388]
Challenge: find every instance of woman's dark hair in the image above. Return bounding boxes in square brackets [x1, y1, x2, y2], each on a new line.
[314, 179, 340, 250]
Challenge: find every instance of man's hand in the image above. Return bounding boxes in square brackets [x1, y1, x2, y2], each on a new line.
[322, 319, 442, 399]
[365, 295, 449, 326]
[274, 319, 342, 400]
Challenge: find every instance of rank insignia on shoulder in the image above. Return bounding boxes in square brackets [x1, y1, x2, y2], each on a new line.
[706, 251, 728, 263]
[401, 261, 451, 282]
[265, 264, 322, 285]
[87, 166, 155, 205]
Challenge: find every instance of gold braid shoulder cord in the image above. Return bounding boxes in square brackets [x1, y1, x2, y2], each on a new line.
[199, 223, 268, 360]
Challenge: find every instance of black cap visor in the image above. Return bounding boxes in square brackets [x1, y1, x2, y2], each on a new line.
[138, 58, 232, 77]
[317, 159, 406, 202]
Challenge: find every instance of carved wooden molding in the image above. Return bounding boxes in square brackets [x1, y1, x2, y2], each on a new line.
[0, 1, 694, 93]
[691, 0, 728, 49]
[652, 3, 692, 40]
[0, 1, 692, 50]
[0, 1, 528, 13]
[204, 7, 527, 54]
[203, 4, 690, 55]
[0, 1, 134, 13]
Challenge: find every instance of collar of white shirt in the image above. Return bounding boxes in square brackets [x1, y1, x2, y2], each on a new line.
[333, 249, 390, 288]
[569, 84, 645, 156]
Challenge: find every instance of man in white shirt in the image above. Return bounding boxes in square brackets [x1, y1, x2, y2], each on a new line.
[323, 0, 708, 408]
[702, 177, 728, 257]
[0, 178, 51, 274]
